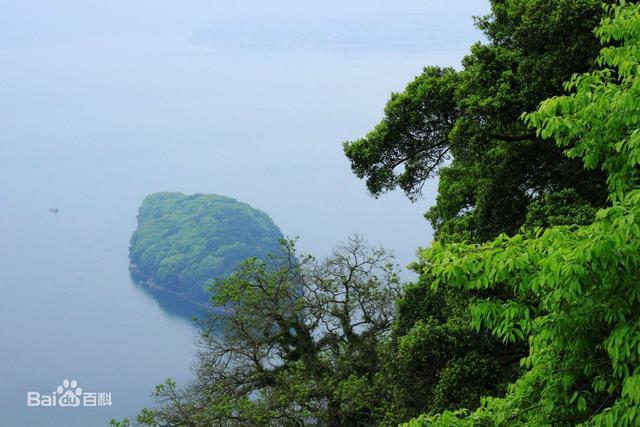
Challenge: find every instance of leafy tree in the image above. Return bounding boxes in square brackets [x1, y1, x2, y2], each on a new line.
[129, 192, 283, 305]
[136, 236, 402, 426]
[406, 3, 640, 425]
[523, 188, 597, 229]
[371, 278, 523, 425]
[345, 1, 614, 421]
[343, 66, 460, 201]
[345, 0, 609, 242]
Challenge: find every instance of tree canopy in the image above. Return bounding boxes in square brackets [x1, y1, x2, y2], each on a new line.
[343, 66, 459, 201]
[342, 1, 619, 423]
[406, 2, 640, 424]
[345, 0, 609, 242]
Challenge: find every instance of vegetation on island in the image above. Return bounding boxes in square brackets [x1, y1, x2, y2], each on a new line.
[110, 1, 640, 426]
[129, 192, 283, 306]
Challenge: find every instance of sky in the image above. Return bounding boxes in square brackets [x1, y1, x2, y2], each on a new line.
[0, 0, 491, 270]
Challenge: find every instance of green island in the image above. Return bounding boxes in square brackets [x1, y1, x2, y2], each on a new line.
[128, 192, 283, 306]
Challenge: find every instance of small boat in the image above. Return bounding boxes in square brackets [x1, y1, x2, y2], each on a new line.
[49, 207, 59, 214]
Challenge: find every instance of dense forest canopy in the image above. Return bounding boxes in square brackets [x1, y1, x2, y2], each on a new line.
[129, 192, 283, 305]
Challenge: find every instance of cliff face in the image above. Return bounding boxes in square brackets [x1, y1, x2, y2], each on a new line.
[129, 192, 284, 306]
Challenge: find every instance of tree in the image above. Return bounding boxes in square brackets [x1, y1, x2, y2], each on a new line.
[373, 279, 523, 425]
[137, 236, 402, 426]
[343, 67, 460, 201]
[342, 2, 614, 421]
[344, 0, 609, 242]
[406, 3, 640, 425]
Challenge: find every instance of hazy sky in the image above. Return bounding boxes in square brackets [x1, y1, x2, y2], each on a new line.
[1, 0, 491, 270]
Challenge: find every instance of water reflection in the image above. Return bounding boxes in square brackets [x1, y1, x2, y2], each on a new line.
[129, 279, 209, 326]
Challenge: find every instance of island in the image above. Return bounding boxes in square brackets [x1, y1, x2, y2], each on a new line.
[129, 192, 284, 306]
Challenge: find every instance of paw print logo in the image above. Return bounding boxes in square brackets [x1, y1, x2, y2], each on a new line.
[57, 379, 82, 407]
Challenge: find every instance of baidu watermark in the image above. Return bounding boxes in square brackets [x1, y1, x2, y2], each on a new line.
[27, 379, 112, 408]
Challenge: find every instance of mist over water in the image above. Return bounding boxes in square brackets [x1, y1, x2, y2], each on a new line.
[0, 1, 489, 424]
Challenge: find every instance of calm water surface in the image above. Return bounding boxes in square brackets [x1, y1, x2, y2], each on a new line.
[0, 197, 200, 426]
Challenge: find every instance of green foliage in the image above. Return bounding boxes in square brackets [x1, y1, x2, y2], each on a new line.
[345, 0, 609, 242]
[129, 192, 283, 305]
[349, 2, 615, 422]
[524, 188, 597, 229]
[340, 3, 616, 423]
[407, 3, 640, 425]
[343, 67, 460, 201]
[375, 279, 522, 424]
